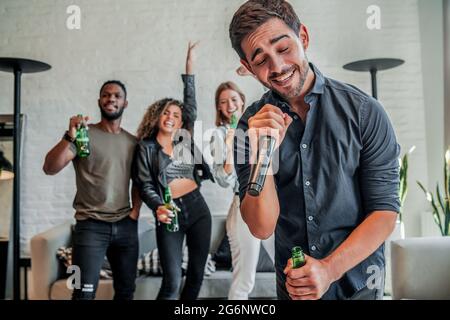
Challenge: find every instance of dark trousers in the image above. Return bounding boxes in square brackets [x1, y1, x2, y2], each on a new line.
[156, 188, 212, 300]
[71, 215, 139, 300]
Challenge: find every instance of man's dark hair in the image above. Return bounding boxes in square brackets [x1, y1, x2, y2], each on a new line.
[99, 80, 127, 99]
[229, 0, 301, 61]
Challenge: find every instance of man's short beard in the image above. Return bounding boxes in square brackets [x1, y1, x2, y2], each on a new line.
[99, 105, 125, 121]
[264, 59, 310, 101]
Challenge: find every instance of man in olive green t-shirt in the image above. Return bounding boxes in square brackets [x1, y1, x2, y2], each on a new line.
[43, 80, 142, 300]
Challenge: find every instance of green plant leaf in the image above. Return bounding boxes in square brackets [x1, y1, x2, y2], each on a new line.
[445, 151, 449, 200]
[437, 185, 445, 215]
[417, 181, 427, 195]
[445, 197, 450, 236]
[398, 153, 410, 222]
[430, 194, 444, 236]
[437, 184, 448, 236]
[431, 195, 445, 236]
[417, 181, 444, 235]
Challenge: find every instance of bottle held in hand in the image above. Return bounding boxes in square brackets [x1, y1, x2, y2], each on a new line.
[75, 114, 90, 158]
[164, 186, 180, 232]
[291, 246, 306, 269]
[230, 112, 238, 129]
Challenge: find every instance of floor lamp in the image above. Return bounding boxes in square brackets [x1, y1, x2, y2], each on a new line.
[343, 58, 404, 99]
[0, 58, 51, 300]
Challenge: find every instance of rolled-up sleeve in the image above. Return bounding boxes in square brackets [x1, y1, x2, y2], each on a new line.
[234, 113, 252, 204]
[359, 97, 401, 215]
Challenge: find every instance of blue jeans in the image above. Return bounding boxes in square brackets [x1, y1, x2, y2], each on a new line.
[71, 215, 139, 300]
[156, 188, 212, 300]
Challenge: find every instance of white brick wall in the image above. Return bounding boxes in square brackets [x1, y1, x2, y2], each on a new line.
[0, 0, 434, 255]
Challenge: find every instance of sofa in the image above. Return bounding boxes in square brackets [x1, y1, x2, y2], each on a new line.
[30, 215, 277, 300]
[390, 236, 450, 300]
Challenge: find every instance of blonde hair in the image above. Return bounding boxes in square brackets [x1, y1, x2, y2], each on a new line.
[136, 98, 184, 140]
[214, 81, 246, 127]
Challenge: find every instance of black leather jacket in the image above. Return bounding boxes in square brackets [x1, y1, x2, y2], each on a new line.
[132, 74, 214, 212]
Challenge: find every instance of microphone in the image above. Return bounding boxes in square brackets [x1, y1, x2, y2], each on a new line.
[247, 135, 276, 196]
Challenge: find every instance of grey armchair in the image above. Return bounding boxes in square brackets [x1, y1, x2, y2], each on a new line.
[391, 236, 450, 300]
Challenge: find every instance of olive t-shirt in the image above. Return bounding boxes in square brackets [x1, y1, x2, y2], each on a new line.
[69, 124, 137, 222]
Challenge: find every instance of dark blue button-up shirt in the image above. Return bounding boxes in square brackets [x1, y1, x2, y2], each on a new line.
[234, 63, 400, 300]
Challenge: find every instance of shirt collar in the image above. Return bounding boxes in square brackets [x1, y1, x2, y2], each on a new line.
[308, 62, 325, 95]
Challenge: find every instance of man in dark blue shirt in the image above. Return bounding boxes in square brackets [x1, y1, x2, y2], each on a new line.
[229, 0, 400, 300]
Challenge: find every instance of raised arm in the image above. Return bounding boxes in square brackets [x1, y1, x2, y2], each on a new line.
[182, 41, 199, 129]
[43, 115, 88, 175]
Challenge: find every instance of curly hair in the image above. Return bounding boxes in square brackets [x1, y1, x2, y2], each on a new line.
[136, 98, 184, 140]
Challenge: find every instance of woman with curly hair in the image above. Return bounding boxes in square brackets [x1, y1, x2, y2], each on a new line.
[133, 42, 214, 300]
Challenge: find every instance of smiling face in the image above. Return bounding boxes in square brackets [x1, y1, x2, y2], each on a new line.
[157, 104, 183, 135]
[240, 18, 310, 100]
[218, 89, 244, 122]
[98, 83, 128, 121]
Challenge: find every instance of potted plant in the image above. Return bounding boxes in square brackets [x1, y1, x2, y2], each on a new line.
[417, 148, 450, 236]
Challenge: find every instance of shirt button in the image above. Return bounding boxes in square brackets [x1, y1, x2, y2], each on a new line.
[301, 143, 308, 149]
[311, 245, 317, 251]
[293, 115, 299, 120]
[305, 180, 311, 187]
[308, 216, 314, 221]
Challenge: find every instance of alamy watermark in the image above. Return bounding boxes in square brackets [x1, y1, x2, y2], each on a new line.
[366, 5, 381, 30]
[366, 264, 383, 290]
[165, 120, 282, 175]
[66, 265, 81, 290]
[66, 5, 81, 30]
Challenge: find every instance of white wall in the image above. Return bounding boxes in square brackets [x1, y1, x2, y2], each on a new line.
[418, 0, 446, 235]
[445, 0, 450, 148]
[0, 0, 438, 254]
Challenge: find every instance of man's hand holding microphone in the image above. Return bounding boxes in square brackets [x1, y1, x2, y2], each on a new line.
[239, 104, 293, 240]
[246, 104, 293, 196]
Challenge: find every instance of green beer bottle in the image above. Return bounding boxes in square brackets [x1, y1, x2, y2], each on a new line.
[75, 114, 90, 158]
[230, 112, 238, 129]
[164, 186, 180, 232]
[291, 246, 306, 269]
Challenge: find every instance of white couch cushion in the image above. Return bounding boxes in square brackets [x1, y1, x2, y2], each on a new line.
[391, 236, 450, 300]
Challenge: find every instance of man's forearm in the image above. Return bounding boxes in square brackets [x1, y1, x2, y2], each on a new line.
[43, 140, 74, 175]
[131, 184, 143, 213]
[240, 172, 280, 239]
[323, 210, 397, 282]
